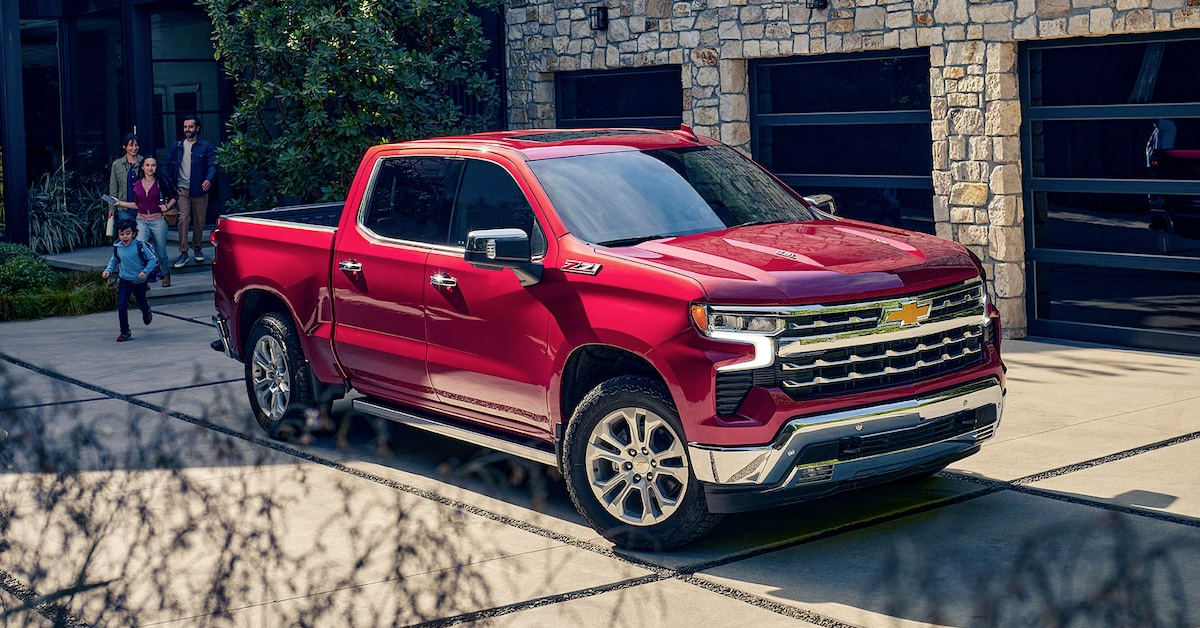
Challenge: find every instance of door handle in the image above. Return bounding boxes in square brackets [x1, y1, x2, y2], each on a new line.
[429, 272, 458, 289]
[338, 259, 363, 274]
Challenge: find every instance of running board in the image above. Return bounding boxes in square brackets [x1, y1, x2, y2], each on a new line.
[352, 398, 558, 467]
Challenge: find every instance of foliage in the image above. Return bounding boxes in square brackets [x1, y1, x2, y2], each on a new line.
[0, 271, 115, 321]
[0, 241, 40, 265]
[25, 165, 109, 254]
[200, 0, 503, 212]
[0, 255, 55, 294]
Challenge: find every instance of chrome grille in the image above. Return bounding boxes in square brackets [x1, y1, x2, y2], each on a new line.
[710, 279, 990, 410]
[779, 325, 985, 396]
[775, 280, 988, 399]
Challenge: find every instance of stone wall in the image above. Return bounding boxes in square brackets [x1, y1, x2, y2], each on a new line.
[504, 0, 1200, 338]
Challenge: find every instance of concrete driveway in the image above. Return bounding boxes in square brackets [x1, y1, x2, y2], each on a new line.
[2, 299, 1198, 627]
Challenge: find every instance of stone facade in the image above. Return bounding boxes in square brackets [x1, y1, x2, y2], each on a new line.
[504, 0, 1200, 338]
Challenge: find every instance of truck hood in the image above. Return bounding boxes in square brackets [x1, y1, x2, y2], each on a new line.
[609, 220, 982, 304]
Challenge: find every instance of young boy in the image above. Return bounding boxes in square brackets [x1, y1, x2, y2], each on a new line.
[102, 219, 157, 342]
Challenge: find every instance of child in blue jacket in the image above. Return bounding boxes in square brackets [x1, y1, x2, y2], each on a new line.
[102, 219, 158, 341]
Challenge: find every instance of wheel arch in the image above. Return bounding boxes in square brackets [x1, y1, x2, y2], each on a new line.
[558, 344, 669, 433]
[235, 289, 293, 358]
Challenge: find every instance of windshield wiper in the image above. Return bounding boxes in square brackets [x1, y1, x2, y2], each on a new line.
[596, 234, 675, 247]
[734, 219, 787, 228]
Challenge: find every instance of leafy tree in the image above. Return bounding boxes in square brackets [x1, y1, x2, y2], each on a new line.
[200, 0, 502, 211]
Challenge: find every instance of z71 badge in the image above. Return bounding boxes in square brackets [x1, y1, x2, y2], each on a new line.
[561, 260, 603, 275]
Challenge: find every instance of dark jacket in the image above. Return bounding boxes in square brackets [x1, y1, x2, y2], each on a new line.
[165, 138, 218, 197]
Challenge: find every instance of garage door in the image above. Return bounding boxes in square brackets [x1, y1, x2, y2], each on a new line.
[1022, 33, 1200, 354]
[750, 49, 934, 234]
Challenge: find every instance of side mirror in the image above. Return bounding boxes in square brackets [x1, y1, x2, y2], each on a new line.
[465, 228, 543, 286]
[805, 193, 838, 216]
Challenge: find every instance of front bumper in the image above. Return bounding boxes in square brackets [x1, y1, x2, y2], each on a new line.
[687, 378, 1003, 513]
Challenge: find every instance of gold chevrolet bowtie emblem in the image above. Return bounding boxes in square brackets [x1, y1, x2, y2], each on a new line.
[884, 301, 931, 326]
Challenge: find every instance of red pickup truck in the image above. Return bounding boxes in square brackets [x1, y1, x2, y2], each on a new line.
[211, 128, 1005, 550]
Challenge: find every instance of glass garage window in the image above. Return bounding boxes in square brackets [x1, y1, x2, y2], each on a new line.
[1030, 38, 1200, 107]
[758, 53, 930, 114]
[556, 66, 682, 129]
[1033, 263, 1200, 335]
[1022, 33, 1200, 353]
[1031, 191, 1200, 258]
[751, 50, 934, 234]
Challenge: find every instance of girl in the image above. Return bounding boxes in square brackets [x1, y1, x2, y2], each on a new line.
[111, 157, 178, 287]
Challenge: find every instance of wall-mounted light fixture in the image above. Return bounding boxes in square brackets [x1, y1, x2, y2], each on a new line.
[805, 0, 828, 9]
[589, 6, 609, 30]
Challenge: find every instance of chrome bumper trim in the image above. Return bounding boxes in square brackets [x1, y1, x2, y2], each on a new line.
[688, 379, 1003, 486]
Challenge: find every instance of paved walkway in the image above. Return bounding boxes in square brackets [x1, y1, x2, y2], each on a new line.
[41, 228, 214, 303]
[1, 300, 1198, 626]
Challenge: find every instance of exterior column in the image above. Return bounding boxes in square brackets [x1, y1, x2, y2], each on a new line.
[0, 0, 28, 244]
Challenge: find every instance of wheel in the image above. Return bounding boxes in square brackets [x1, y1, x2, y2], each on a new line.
[562, 375, 722, 551]
[244, 312, 313, 439]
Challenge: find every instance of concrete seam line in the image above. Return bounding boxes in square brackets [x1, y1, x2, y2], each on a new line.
[1007, 429, 1200, 485]
[681, 574, 863, 628]
[0, 568, 92, 627]
[402, 574, 665, 627]
[675, 486, 1004, 574]
[146, 310, 216, 326]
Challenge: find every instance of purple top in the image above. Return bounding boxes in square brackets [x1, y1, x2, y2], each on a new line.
[132, 178, 161, 216]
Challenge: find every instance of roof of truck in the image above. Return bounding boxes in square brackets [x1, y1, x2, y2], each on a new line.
[391, 127, 721, 160]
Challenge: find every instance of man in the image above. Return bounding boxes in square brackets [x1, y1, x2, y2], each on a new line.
[165, 115, 217, 268]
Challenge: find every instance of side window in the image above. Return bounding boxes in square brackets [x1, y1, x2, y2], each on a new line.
[362, 156, 462, 244]
[450, 160, 547, 256]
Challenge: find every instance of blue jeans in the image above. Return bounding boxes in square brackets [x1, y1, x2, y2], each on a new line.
[136, 216, 170, 278]
[116, 278, 150, 334]
[115, 208, 136, 222]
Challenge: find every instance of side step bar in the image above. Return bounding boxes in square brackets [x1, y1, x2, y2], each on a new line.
[352, 398, 558, 467]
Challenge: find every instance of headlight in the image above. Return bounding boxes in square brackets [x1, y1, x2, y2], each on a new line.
[690, 304, 783, 372]
[690, 305, 784, 335]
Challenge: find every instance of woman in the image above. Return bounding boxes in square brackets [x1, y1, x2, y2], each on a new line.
[110, 157, 179, 287]
[108, 133, 143, 222]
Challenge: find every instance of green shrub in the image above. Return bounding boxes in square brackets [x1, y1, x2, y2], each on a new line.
[0, 271, 115, 321]
[0, 256, 55, 294]
[0, 290, 41, 320]
[40, 272, 117, 316]
[26, 166, 108, 254]
[0, 242, 40, 265]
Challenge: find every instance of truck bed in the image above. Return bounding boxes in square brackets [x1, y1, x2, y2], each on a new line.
[233, 202, 344, 228]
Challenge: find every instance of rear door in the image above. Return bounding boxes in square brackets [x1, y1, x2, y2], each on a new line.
[424, 156, 556, 438]
[331, 151, 463, 403]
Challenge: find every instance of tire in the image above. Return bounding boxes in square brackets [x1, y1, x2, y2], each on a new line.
[562, 375, 722, 551]
[244, 312, 313, 440]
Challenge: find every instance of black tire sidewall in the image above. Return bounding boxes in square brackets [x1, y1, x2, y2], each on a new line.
[244, 312, 312, 438]
[562, 375, 717, 551]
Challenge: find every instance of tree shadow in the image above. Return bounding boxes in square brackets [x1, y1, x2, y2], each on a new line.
[0, 362, 519, 626]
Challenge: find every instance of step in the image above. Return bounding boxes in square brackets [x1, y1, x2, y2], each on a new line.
[42, 238, 214, 303]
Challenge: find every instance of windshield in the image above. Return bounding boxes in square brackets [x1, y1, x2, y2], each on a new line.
[527, 145, 822, 246]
